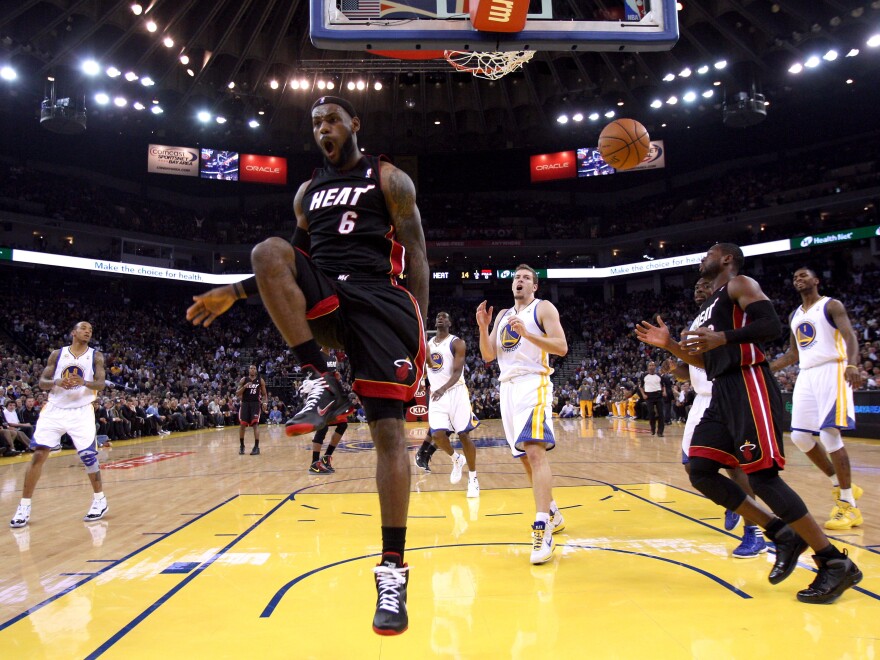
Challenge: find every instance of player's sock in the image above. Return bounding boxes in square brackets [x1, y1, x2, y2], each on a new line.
[426, 444, 439, 457]
[325, 444, 336, 457]
[469, 470, 477, 481]
[312, 450, 321, 463]
[816, 544, 847, 560]
[293, 339, 329, 375]
[830, 475, 840, 487]
[382, 526, 407, 562]
[93, 492, 105, 501]
[535, 511, 550, 525]
[20, 498, 32, 507]
[839, 488, 855, 506]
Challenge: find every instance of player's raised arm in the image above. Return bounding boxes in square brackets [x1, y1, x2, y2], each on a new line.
[476, 301, 499, 363]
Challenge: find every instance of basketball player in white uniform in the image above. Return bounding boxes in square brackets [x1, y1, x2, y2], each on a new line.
[671, 278, 766, 558]
[476, 265, 568, 564]
[10, 322, 109, 528]
[770, 267, 864, 530]
[425, 311, 480, 497]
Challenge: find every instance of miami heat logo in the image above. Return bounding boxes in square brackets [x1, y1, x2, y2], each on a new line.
[500, 323, 521, 351]
[394, 358, 413, 382]
[740, 441, 757, 462]
[429, 352, 443, 371]
[795, 321, 817, 349]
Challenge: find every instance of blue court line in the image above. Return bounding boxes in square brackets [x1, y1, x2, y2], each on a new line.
[0, 494, 238, 633]
[61, 573, 98, 576]
[83, 494, 292, 659]
[341, 511, 371, 517]
[86, 559, 118, 563]
[299, 504, 319, 510]
[600, 495, 613, 501]
[559, 504, 582, 510]
[215, 533, 237, 536]
[260, 542, 752, 617]
[409, 515, 446, 519]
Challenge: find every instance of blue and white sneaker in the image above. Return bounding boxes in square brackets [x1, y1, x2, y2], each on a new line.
[732, 526, 767, 559]
[724, 509, 741, 531]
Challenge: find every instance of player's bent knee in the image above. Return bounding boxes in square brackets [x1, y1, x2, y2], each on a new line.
[819, 427, 845, 453]
[688, 458, 746, 510]
[748, 469, 808, 524]
[790, 430, 816, 453]
[78, 447, 100, 474]
[251, 237, 293, 270]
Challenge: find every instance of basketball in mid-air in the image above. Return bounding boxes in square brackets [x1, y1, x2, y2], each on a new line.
[598, 118, 650, 170]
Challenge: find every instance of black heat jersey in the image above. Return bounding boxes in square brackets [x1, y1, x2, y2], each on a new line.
[303, 155, 404, 278]
[692, 283, 767, 380]
[241, 377, 262, 402]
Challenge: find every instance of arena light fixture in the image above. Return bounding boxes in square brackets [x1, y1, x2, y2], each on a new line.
[868, 35, 880, 48]
[697, 65, 709, 74]
[588, 112, 600, 121]
[133, 101, 145, 110]
[141, 76, 154, 86]
[326, 81, 335, 90]
[846, 48, 859, 57]
[682, 90, 696, 102]
[317, 80, 326, 90]
[106, 66, 121, 77]
[131, 3, 143, 15]
[804, 55, 820, 68]
[846, 78, 854, 84]
[701, 89, 714, 98]
[163, 37, 174, 48]
[248, 119, 260, 128]
[146, 20, 157, 33]
[714, 60, 727, 69]
[269, 79, 279, 89]
[290, 79, 300, 90]
[823, 49, 838, 61]
[346, 80, 355, 91]
[679, 67, 692, 77]
[604, 110, 615, 118]
[662, 73, 675, 81]
[186, 68, 195, 77]
[556, 114, 568, 124]
[113, 96, 127, 107]
[179, 54, 189, 65]
[197, 110, 211, 122]
[82, 60, 100, 76]
[216, 116, 226, 124]
[374, 81, 383, 91]
[650, 99, 662, 108]
[666, 95, 678, 104]
[572, 112, 583, 122]
[94, 92, 110, 105]
[356, 80, 366, 90]
[788, 63, 803, 74]
[227, 81, 235, 89]
[1, 65, 16, 81]
[124, 71, 138, 81]
[151, 105, 163, 114]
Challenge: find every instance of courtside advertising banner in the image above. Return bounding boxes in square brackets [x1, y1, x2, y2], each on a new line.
[147, 144, 199, 176]
[530, 151, 576, 183]
[240, 154, 288, 185]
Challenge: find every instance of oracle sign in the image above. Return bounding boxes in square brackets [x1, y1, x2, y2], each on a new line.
[530, 151, 576, 183]
[240, 153, 288, 185]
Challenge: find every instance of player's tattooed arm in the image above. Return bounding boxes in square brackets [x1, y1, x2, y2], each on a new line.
[382, 162, 429, 326]
[84, 351, 107, 390]
[38, 350, 61, 390]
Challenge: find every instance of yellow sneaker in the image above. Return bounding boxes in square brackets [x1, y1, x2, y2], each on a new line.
[824, 501, 864, 530]
[830, 483, 864, 517]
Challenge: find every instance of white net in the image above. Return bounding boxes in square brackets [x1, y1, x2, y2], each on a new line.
[443, 50, 535, 80]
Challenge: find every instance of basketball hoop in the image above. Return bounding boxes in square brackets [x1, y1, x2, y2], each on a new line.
[443, 50, 535, 80]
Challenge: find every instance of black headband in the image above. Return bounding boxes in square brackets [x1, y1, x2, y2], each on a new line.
[311, 96, 357, 118]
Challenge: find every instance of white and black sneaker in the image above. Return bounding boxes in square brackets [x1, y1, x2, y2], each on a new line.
[372, 553, 409, 636]
[84, 497, 108, 523]
[286, 373, 350, 437]
[10, 503, 30, 528]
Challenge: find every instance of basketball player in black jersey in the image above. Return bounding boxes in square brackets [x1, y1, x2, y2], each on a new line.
[637, 244, 861, 604]
[236, 364, 267, 455]
[186, 96, 428, 634]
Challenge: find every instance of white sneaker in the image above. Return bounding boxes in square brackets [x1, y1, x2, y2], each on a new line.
[84, 498, 108, 522]
[548, 509, 565, 534]
[450, 453, 466, 485]
[530, 521, 555, 564]
[467, 478, 480, 498]
[10, 503, 30, 528]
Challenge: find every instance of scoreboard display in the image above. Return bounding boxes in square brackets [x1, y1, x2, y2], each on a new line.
[407, 268, 549, 284]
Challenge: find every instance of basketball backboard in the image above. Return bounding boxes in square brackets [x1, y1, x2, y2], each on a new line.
[311, 0, 678, 52]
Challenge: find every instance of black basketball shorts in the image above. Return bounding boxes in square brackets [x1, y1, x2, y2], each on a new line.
[294, 248, 426, 403]
[689, 363, 786, 474]
[238, 401, 261, 426]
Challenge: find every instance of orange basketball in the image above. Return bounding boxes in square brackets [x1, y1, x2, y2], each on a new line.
[597, 118, 650, 171]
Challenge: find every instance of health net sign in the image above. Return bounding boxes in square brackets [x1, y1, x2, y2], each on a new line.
[240, 154, 288, 185]
[530, 151, 576, 183]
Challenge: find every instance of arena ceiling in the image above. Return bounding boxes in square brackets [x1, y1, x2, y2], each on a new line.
[1, 0, 880, 157]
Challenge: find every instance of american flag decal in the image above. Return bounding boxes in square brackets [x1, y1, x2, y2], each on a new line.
[340, 0, 382, 19]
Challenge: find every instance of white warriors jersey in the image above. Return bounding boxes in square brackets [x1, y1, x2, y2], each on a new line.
[687, 316, 712, 396]
[426, 334, 465, 391]
[791, 297, 847, 369]
[496, 299, 553, 382]
[49, 346, 97, 408]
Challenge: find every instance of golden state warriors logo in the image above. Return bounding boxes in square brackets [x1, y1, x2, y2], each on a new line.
[500, 323, 521, 352]
[796, 321, 817, 349]
[429, 352, 443, 371]
[62, 365, 84, 379]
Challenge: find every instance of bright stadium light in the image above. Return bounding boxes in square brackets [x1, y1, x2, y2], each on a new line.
[95, 93, 110, 105]
[248, 119, 260, 128]
[662, 73, 675, 82]
[823, 49, 838, 61]
[197, 110, 211, 122]
[650, 99, 662, 108]
[804, 55, 820, 68]
[556, 114, 569, 124]
[604, 110, 615, 118]
[788, 63, 803, 74]
[682, 91, 697, 102]
[0, 66, 16, 81]
[82, 60, 100, 76]
[151, 105, 163, 114]
[714, 60, 727, 69]
[588, 112, 600, 121]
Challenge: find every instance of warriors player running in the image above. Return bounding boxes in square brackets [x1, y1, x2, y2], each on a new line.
[236, 364, 267, 455]
[425, 311, 480, 497]
[10, 322, 109, 528]
[770, 267, 865, 529]
[476, 265, 567, 565]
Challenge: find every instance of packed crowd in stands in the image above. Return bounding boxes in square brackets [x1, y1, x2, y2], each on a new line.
[2, 131, 878, 261]
[0, 255, 877, 455]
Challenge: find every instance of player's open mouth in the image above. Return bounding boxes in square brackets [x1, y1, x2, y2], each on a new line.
[321, 138, 336, 158]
